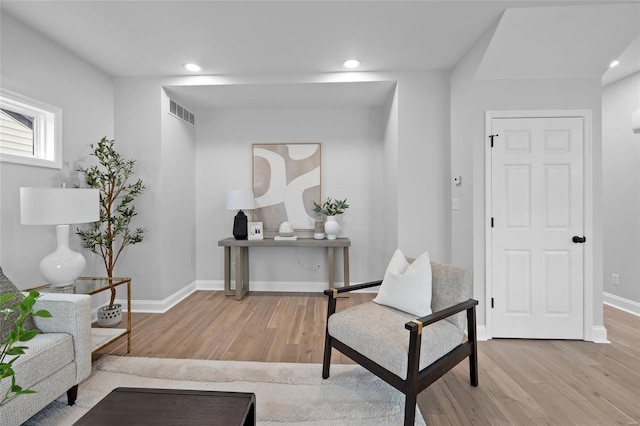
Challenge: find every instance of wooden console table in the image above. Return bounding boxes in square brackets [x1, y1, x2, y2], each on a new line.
[218, 237, 351, 300]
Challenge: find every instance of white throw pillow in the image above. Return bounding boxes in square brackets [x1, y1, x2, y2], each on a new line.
[373, 249, 433, 317]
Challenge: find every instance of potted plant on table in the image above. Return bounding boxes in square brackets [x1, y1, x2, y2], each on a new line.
[76, 137, 145, 327]
[313, 197, 349, 240]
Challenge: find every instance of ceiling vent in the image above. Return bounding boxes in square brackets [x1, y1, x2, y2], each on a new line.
[169, 99, 195, 126]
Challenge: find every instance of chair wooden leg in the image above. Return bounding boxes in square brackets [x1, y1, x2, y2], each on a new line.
[404, 391, 417, 426]
[67, 384, 78, 406]
[322, 335, 332, 379]
[467, 305, 479, 386]
[323, 294, 338, 379]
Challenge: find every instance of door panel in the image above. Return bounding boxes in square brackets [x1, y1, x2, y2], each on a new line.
[491, 117, 584, 339]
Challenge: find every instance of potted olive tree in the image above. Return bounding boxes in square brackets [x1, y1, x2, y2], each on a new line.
[76, 137, 145, 327]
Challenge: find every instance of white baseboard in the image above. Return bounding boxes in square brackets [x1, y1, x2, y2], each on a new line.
[603, 292, 640, 317]
[113, 280, 378, 314]
[590, 325, 609, 344]
[113, 281, 199, 314]
[476, 325, 489, 341]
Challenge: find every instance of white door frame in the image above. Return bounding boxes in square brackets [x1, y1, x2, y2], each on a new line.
[485, 110, 594, 341]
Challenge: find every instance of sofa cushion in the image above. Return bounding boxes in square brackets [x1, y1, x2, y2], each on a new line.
[0, 267, 38, 342]
[328, 302, 463, 379]
[0, 333, 75, 399]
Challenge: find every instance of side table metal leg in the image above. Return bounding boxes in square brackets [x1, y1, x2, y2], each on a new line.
[127, 280, 131, 353]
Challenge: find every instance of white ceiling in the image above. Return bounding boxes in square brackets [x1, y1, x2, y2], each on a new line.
[164, 81, 397, 109]
[2, 1, 638, 109]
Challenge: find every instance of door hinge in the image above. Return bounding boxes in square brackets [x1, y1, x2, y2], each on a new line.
[489, 133, 498, 148]
[491, 297, 494, 308]
[491, 217, 494, 228]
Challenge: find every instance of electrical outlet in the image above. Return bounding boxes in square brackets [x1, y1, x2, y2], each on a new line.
[612, 273, 620, 286]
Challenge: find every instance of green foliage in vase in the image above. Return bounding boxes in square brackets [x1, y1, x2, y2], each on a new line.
[0, 291, 51, 404]
[76, 137, 145, 309]
[313, 197, 350, 216]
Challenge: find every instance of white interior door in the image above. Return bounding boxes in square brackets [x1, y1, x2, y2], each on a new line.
[491, 116, 584, 339]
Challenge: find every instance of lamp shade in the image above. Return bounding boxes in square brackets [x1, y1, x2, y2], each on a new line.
[226, 190, 255, 210]
[20, 187, 99, 225]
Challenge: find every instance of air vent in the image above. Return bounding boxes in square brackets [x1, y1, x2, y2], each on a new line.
[169, 99, 195, 126]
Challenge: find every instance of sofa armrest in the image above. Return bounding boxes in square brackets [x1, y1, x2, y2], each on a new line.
[30, 293, 92, 384]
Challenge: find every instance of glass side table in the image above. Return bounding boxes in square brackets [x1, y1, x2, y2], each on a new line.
[30, 277, 132, 354]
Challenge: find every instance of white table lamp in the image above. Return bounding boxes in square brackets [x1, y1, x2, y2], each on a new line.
[226, 189, 255, 240]
[20, 187, 99, 286]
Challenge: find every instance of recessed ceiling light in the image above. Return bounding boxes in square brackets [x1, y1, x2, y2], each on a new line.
[184, 63, 202, 72]
[609, 59, 620, 68]
[343, 59, 361, 69]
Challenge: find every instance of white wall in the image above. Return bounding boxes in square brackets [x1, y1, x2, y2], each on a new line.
[192, 72, 452, 290]
[0, 13, 114, 288]
[451, 24, 606, 336]
[112, 79, 197, 305]
[195, 106, 387, 286]
[0, 10, 453, 305]
[160, 90, 197, 298]
[602, 71, 640, 306]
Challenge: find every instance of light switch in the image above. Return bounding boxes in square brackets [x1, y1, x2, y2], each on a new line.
[452, 198, 460, 210]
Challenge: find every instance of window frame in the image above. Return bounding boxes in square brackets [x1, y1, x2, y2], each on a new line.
[0, 88, 62, 169]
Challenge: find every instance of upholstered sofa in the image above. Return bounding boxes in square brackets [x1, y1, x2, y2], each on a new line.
[0, 292, 92, 425]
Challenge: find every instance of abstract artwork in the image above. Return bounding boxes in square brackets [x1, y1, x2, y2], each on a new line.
[252, 143, 321, 231]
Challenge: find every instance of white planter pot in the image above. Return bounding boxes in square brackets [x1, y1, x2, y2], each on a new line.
[324, 216, 339, 240]
[97, 303, 122, 327]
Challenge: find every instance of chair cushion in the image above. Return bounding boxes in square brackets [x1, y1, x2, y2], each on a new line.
[328, 302, 463, 380]
[0, 333, 75, 398]
[373, 249, 432, 317]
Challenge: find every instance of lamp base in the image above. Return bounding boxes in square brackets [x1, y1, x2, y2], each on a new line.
[40, 224, 86, 287]
[232, 210, 248, 240]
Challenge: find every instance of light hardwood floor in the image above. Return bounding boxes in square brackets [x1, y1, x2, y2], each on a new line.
[98, 291, 640, 425]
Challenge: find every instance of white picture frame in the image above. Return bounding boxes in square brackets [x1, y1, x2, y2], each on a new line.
[248, 222, 264, 240]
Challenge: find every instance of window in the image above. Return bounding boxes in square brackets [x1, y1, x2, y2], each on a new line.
[0, 89, 62, 169]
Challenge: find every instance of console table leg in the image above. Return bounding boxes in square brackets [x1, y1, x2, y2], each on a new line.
[343, 247, 350, 287]
[224, 247, 232, 296]
[242, 247, 249, 298]
[235, 247, 243, 300]
[328, 247, 335, 289]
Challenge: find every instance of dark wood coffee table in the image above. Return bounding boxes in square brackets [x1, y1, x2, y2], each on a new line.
[74, 387, 256, 425]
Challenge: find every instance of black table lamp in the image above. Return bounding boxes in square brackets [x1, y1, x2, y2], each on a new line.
[226, 189, 255, 240]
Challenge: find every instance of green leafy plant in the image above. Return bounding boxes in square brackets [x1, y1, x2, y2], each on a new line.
[1, 291, 51, 404]
[76, 137, 145, 310]
[313, 197, 350, 216]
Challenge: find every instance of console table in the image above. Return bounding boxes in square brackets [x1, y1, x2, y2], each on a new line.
[218, 237, 351, 300]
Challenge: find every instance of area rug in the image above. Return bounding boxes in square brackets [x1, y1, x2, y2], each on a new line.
[24, 355, 425, 425]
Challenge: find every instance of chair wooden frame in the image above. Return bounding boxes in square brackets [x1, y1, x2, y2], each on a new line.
[322, 280, 479, 426]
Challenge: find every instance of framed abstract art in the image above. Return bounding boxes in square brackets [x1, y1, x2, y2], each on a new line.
[252, 143, 321, 231]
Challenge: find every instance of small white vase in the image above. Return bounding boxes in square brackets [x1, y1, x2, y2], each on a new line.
[324, 215, 339, 240]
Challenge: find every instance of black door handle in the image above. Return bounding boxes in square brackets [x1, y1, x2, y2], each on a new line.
[572, 236, 586, 243]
